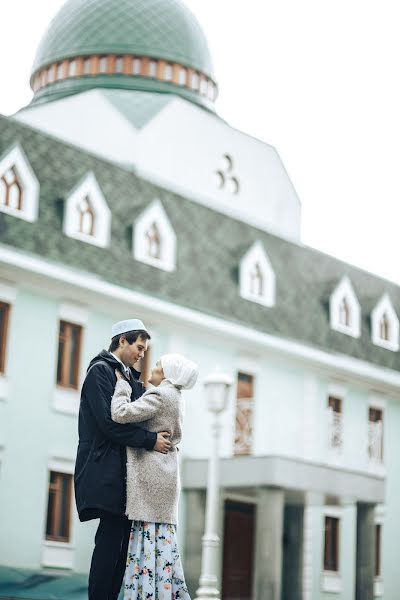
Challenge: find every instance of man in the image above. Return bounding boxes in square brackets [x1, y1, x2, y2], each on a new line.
[74, 319, 171, 600]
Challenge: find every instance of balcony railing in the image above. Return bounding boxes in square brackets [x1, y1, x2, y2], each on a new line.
[368, 420, 383, 463]
[327, 408, 343, 453]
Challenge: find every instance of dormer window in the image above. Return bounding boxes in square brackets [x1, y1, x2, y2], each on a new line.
[78, 197, 95, 236]
[371, 294, 399, 351]
[1, 167, 23, 211]
[329, 277, 361, 338]
[146, 222, 161, 260]
[240, 241, 275, 307]
[379, 313, 390, 342]
[250, 263, 264, 297]
[63, 172, 111, 248]
[338, 297, 350, 328]
[134, 199, 176, 272]
[0, 144, 39, 222]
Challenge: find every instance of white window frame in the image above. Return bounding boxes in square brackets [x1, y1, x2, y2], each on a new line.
[329, 276, 361, 338]
[42, 458, 76, 569]
[133, 199, 177, 272]
[63, 172, 111, 248]
[321, 505, 343, 594]
[53, 302, 87, 415]
[239, 241, 276, 307]
[0, 144, 40, 222]
[371, 294, 399, 351]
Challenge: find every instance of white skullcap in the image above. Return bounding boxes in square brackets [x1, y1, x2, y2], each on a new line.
[111, 319, 148, 338]
[161, 353, 199, 390]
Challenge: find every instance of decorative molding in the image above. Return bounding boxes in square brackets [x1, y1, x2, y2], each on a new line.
[48, 457, 75, 475]
[330, 276, 361, 338]
[59, 301, 88, 326]
[41, 540, 75, 569]
[0, 280, 17, 304]
[239, 240, 276, 307]
[32, 54, 218, 103]
[0, 144, 40, 222]
[53, 387, 80, 416]
[133, 199, 176, 272]
[371, 294, 399, 352]
[322, 571, 342, 594]
[63, 172, 111, 248]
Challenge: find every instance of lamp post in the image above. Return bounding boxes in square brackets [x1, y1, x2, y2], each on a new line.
[195, 368, 233, 600]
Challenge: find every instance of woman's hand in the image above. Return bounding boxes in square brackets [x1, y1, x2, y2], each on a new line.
[115, 368, 124, 380]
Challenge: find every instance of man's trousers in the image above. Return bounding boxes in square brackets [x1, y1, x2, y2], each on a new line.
[88, 512, 132, 600]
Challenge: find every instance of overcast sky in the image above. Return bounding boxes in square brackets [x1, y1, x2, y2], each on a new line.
[1, 1, 400, 283]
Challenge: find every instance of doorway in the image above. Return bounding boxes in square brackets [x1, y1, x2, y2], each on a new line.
[222, 500, 256, 600]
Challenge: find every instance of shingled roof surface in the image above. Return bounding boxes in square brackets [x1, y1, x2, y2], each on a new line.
[1, 114, 399, 371]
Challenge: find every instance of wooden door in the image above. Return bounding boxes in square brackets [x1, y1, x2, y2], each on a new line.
[222, 500, 255, 600]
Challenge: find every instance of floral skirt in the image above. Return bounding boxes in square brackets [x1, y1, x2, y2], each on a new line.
[124, 521, 191, 600]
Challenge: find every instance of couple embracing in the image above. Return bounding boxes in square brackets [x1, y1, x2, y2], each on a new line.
[74, 319, 198, 599]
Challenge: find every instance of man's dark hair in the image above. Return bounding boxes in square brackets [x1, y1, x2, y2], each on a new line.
[108, 329, 151, 352]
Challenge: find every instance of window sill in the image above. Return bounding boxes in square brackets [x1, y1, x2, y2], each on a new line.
[41, 540, 75, 569]
[322, 571, 342, 593]
[374, 577, 384, 597]
[367, 460, 386, 478]
[0, 374, 9, 401]
[53, 387, 80, 415]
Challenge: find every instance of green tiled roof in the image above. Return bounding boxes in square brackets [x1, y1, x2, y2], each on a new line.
[1, 114, 400, 372]
[30, 0, 215, 109]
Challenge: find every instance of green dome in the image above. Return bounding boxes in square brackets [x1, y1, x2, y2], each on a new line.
[31, 0, 216, 110]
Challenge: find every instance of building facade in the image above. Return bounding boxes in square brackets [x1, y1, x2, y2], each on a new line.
[0, 1, 399, 599]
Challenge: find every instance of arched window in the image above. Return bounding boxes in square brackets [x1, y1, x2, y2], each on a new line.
[379, 313, 390, 341]
[78, 197, 95, 236]
[146, 222, 161, 259]
[250, 263, 264, 297]
[0, 166, 23, 211]
[339, 297, 350, 327]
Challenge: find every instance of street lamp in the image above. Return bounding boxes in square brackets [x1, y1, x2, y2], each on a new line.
[195, 367, 233, 600]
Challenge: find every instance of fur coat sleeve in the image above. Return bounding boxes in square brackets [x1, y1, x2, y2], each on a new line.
[111, 379, 162, 424]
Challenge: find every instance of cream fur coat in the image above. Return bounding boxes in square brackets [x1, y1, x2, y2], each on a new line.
[111, 378, 183, 524]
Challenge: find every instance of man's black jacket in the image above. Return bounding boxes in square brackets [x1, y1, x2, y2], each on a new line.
[74, 350, 157, 522]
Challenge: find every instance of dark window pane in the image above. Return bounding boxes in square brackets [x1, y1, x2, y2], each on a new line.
[68, 326, 80, 385]
[0, 303, 10, 373]
[46, 488, 56, 536]
[59, 476, 71, 538]
[324, 517, 339, 571]
[45, 471, 72, 542]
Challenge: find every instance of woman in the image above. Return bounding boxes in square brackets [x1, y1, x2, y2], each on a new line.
[111, 353, 198, 600]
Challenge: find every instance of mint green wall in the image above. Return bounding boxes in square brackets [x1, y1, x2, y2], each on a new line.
[381, 397, 400, 600]
[0, 286, 175, 572]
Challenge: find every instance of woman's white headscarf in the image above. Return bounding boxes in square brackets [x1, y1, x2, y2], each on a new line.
[161, 353, 198, 390]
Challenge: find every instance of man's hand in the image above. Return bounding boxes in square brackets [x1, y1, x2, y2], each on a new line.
[154, 432, 171, 454]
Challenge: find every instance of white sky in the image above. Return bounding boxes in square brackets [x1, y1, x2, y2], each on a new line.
[1, 0, 400, 283]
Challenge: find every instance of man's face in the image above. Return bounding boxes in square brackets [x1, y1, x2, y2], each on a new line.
[120, 335, 148, 368]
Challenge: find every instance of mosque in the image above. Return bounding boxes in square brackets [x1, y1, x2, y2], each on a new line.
[0, 0, 399, 598]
